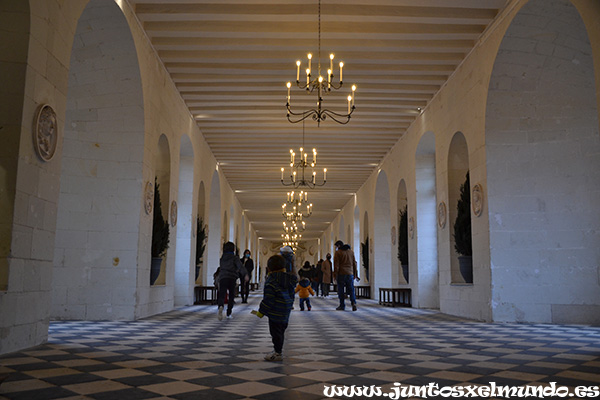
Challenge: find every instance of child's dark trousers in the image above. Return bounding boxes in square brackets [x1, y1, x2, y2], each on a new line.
[299, 297, 311, 310]
[268, 319, 288, 354]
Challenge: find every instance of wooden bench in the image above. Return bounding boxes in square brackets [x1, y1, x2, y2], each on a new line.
[355, 285, 371, 299]
[328, 284, 371, 299]
[237, 282, 260, 293]
[194, 285, 217, 305]
[379, 288, 412, 307]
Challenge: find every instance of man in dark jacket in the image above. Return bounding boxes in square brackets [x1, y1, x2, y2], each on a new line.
[240, 249, 254, 303]
[252, 255, 297, 361]
[333, 240, 359, 311]
[217, 241, 248, 320]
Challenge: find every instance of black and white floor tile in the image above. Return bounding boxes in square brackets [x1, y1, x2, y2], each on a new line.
[1, 294, 599, 399]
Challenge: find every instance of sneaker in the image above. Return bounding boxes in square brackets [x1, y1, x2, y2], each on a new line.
[336, 306, 345, 311]
[352, 304, 357, 311]
[308, 306, 311, 311]
[264, 351, 283, 361]
[226, 314, 233, 319]
[218, 306, 224, 321]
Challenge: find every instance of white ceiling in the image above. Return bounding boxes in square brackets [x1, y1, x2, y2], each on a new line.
[130, 0, 509, 241]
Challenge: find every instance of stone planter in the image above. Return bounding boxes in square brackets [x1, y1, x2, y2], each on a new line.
[401, 264, 409, 283]
[150, 257, 162, 285]
[458, 255, 473, 283]
[195, 263, 202, 282]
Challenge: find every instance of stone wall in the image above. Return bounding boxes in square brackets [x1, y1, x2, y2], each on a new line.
[486, 0, 600, 324]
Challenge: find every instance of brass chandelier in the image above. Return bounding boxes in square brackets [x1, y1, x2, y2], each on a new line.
[282, 233, 301, 250]
[283, 220, 306, 234]
[282, 202, 313, 221]
[285, 0, 356, 125]
[286, 190, 308, 206]
[281, 121, 326, 188]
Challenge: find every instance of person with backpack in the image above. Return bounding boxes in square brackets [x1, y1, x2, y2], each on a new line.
[216, 241, 248, 320]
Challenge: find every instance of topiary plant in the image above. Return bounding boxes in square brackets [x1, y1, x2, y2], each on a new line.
[397, 205, 408, 265]
[151, 177, 170, 259]
[195, 216, 207, 266]
[453, 172, 472, 256]
[361, 237, 369, 279]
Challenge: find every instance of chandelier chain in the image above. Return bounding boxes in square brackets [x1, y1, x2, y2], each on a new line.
[318, 0, 321, 77]
[285, 0, 355, 125]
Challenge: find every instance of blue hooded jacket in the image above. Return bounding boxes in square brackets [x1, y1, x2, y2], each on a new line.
[259, 270, 298, 323]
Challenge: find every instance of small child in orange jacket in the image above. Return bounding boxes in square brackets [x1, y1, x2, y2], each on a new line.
[295, 278, 315, 311]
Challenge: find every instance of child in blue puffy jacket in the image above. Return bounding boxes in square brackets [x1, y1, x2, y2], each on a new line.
[252, 255, 297, 361]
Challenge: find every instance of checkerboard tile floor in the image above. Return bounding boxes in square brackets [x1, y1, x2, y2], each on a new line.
[1, 294, 599, 399]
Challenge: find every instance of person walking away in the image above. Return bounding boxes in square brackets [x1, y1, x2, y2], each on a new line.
[217, 241, 249, 320]
[251, 255, 298, 361]
[314, 260, 323, 296]
[295, 278, 315, 310]
[299, 261, 313, 280]
[280, 246, 297, 276]
[333, 241, 359, 311]
[240, 249, 254, 303]
[321, 254, 332, 297]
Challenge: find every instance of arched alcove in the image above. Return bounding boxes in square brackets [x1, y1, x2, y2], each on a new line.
[240, 214, 246, 251]
[415, 132, 439, 308]
[373, 171, 392, 298]
[223, 211, 228, 244]
[195, 181, 206, 284]
[205, 170, 221, 285]
[52, 0, 144, 319]
[448, 132, 470, 284]
[0, 1, 29, 291]
[397, 180, 408, 284]
[323, 230, 330, 261]
[197, 182, 206, 220]
[153, 135, 171, 286]
[229, 205, 235, 248]
[347, 226, 352, 251]
[362, 211, 370, 284]
[353, 205, 361, 276]
[174, 135, 195, 306]
[486, 0, 600, 323]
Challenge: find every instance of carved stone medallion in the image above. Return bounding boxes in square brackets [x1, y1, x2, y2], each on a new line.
[170, 200, 178, 227]
[438, 201, 447, 229]
[472, 184, 484, 217]
[33, 104, 58, 162]
[144, 181, 153, 215]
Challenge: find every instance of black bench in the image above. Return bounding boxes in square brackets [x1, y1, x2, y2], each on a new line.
[328, 284, 371, 299]
[379, 288, 411, 307]
[355, 285, 371, 299]
[194, 285, 217, 305]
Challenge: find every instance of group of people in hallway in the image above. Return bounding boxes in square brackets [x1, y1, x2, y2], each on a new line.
[213, 239, 360, 362]
[296, 242, 359, 310]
